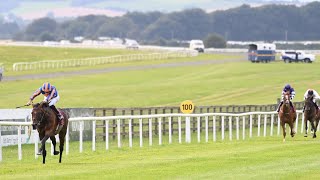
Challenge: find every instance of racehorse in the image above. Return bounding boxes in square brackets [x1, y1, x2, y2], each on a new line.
[31, 101, 69, 164]
[278, 91, 297, 142]
[303, 95, 320, 138]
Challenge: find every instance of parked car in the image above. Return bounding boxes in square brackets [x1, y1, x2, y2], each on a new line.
[280, 50, 315, 63]
[189, 40, 205, 52]
[125, 40, 139, 49]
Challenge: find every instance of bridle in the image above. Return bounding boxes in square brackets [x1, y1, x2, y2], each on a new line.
[33, 108, 47, 127]
[304, 96, 314, 112]
[284, 94, 290, 105]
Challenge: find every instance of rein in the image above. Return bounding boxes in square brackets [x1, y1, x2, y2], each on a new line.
[35, 108, 47, 126]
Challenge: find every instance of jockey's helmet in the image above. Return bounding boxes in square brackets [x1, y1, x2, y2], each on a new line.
[42, 82, 52, 92]
[308, 89, 314, 96]
[284, 84, 291, 90]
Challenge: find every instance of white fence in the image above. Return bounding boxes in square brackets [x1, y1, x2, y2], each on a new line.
[1, 110, 318, 162]
[12, 51, 198, 71]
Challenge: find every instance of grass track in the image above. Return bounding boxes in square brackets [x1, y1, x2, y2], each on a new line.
[0, 136, 320, 179]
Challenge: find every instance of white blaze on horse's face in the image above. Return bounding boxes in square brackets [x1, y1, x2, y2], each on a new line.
[284, 94, 290, 104]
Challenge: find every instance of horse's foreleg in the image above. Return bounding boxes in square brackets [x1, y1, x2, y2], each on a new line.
[38, 135, 49, 155]
[281, 123, 286, 142]
[42, 146, 47, 164]
[50, 136, 59, 155]
[304, 118, 308, 137]
[311, 121, 317, 138]
[289, 123, 295, 137]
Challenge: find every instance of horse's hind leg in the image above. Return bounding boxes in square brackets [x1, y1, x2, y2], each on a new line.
[50, 136, 60, 155]
[59, 132, 66, 163]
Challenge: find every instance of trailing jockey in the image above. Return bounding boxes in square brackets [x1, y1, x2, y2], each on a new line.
[303, 89, 320, 113]
[276, 84, 296, 113]
[27, 82, 64, 134]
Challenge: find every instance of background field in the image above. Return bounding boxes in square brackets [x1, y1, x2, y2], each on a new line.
[0, 46, 319, 108]
[1, 46, 320, 179]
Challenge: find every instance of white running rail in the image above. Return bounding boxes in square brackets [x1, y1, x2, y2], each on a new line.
[2, 110, 316, 162]
[12, 51, 198, 71]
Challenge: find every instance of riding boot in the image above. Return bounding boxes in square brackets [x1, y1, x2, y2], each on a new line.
[276, 101, 283, 112]
[290, 101, 295, 112]
[50, 105, 64, 135]
[314, 102, 319, 114]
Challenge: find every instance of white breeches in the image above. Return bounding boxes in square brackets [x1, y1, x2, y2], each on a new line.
[44, 95, 60, 106]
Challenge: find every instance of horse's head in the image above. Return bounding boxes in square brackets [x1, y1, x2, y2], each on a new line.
[304, 95, 315, 112]
[31, 102, 49, 128]
[283, 91, 291, 106]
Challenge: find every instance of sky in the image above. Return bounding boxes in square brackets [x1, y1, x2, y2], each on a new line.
[1, 0, 319, 20]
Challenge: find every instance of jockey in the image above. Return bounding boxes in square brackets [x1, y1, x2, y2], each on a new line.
[27, 82, 64, 134]
[276, 84, 296, 112]
[303, 89, 320, 112]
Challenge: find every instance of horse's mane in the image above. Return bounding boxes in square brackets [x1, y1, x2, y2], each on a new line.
[305, 95, 315, 107]
[39, 102, 53, 115]
[33, 102, 53, 115]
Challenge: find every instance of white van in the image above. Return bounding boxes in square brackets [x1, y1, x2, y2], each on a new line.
[189, 40, 205, 52]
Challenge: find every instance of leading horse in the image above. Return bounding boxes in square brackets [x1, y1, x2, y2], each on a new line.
[31, 101, 69, 164]
[278, 91, 297, 142]
[303, 95, 320, 138]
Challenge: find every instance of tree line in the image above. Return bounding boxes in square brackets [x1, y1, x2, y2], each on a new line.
[2, 2, 320, 47]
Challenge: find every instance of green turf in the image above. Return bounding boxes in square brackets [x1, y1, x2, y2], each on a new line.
[0, 135, 319, 179]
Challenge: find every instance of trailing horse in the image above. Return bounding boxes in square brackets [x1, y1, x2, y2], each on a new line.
[303, 96, 320, 138]
[31, 101, 69, 164]
[278, 91, 297, 142]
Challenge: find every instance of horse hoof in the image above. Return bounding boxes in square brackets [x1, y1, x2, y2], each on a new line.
[304, 134, 308, 137]
[283, 139, 286, 142]
[37, 152, 42, 155]
[54, 151, 60, 155]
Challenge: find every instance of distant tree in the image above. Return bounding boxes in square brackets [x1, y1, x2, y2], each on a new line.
[96, 17, 137, 38]
[25, 17, 57, 40]
[0, 22, 20, 39]
[63, 21, 89, 39]
[39, 31, 56, 41]
[204, 33, 226, 48]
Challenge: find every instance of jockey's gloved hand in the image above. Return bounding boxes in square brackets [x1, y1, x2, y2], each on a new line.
[26, 100, 32, 106]
[43, 99, 48, 103]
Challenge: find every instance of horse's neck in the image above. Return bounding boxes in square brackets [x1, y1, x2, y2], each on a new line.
[306, 101, 316, 113]
[282, 103, 291, 112]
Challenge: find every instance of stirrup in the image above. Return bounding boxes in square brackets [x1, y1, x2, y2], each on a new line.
[58, 114, 64, 120]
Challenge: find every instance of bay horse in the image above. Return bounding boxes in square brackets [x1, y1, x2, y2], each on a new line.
[278, 91, 297, 142]
[31, 101, 69, 164]
[303, 95, 320, 138]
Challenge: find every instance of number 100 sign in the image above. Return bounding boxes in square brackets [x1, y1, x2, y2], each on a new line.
[180, 100, 194, 114]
